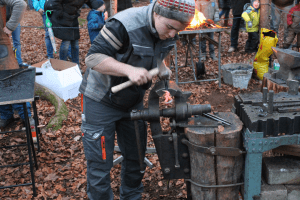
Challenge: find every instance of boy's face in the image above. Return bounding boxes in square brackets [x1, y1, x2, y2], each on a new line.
[253, 1, 260, 9]
[153, 13, 188, 40]
[97, 4, 106, 12]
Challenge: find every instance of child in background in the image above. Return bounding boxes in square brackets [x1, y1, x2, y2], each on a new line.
[87, 0, 106, 44]
[197, 0, 219, 61]
[283, 1, 300, 49]
[242, 0, 260, 53]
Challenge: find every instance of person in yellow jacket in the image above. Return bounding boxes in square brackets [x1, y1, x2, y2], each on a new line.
[242, 0, 260, 53]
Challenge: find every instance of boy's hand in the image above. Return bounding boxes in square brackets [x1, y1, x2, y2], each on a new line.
[3, 27, 12, 35]
[38, 9, 44, 15]
[247, 21, 253, 28]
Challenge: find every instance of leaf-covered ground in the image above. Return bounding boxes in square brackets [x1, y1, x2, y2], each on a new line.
[0, 0, 289, 199]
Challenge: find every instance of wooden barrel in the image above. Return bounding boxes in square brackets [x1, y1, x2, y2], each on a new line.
[185, 112, 243, 200]
[0, 6, 19, 70]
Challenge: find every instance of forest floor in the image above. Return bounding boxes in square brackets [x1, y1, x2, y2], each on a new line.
[0, 0, 290, 199]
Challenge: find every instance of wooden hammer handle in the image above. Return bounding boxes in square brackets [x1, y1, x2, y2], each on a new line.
[111, 68, 159, 93]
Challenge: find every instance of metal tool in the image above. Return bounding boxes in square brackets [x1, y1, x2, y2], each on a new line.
[111, 55, 167, 93]
[111, 68, 159, 93]
[130, 80, 211, 180]
[203, 113, 232, 126]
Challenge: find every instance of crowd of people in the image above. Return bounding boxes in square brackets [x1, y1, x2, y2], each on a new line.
[1, 0, 300, 199]
[225, 0, 298, 53]
[3, 0, 300, 70]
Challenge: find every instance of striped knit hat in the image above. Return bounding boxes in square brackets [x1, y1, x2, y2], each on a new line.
[153, 0, 195, 23]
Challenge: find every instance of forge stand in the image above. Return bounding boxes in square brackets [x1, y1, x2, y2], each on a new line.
[0, 68, 40, 196]
[174, 28, 227, 87]
[234, 90, 300, 200]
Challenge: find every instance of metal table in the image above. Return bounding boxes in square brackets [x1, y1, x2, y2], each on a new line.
[0, 68, 39, 196]
[174, 27, 228, 87]
[234, 89, 300, 200]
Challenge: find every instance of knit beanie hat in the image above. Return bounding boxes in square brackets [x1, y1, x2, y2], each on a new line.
[91, 0, 104, 10]
[153, 0, 195, 23]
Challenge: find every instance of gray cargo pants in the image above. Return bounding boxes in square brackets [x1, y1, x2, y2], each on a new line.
[81, 95, 147, 200]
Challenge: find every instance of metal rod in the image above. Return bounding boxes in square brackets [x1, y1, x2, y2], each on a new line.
[0, 183, 32, 189]
[200, 35, 219, 47]
[177, 78, 219, 84]
[134, 120, 145, 173]
[0, 162, 30, 168]
[172, 132, 180, 169]
[186, 179, 244, 188]
[218, 31, 221, 88]
[268, 90, 274, 114]
[175, 43, 179, 85]
[204, 113, 232, 125]
[0, 144, 27, 149]
[203, 113, 231, 126]
[23, 103, 37, 196]
[263, 87, 268, 103]
[32, 100, 41, 152]
[204, 113, 231, 124]
[0, 129, 23, 134]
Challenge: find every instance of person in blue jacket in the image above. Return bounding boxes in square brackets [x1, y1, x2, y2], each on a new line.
[32, 0, 54, 59]
[87, 0, 106, 44]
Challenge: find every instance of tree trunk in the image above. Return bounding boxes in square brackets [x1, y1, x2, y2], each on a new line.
[260, 0, 270, 29]
[0, 6, 19, 70]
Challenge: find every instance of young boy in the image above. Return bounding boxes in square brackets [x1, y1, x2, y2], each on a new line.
[87, 0, 106, 44]
[197, 0, 219, 61]
[283, 1, 300, 49]
[242, 0, 260, 53]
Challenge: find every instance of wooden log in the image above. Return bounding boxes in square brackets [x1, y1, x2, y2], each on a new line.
[0, 6, 19, 70]
[185, 112, 243, 200]
[262, 73, 300, 93]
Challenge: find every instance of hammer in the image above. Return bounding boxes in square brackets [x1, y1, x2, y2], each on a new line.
[111, 57, 168, 93]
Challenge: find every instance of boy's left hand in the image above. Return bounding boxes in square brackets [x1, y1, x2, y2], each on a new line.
[247, 21, 253, 28]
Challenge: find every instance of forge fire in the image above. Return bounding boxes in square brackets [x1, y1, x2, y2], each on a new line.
[186, 9, 223, 30]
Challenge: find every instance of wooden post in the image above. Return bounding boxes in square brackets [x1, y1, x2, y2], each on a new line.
[185, 112, 243, 200]
[260, 0, 270, 29]
[110, 0, 118, 16]
[0, 6, 19, 70]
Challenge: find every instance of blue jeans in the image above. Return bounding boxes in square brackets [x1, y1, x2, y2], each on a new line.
[60, 40, 79, 66]
[219, 8, 230, 19]
[27, 0, 34, 10]
[0, 103, 31, 120]
[42, 14, 54, 58]
[12, 24, 22, 65]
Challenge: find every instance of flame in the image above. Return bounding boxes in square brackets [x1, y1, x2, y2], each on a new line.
[163, 90, 173, 104]
[185, 9, 223, 30]
[186, 9, 206, 29]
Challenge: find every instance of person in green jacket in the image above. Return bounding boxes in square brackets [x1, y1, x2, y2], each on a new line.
[242, 0, 260, 53]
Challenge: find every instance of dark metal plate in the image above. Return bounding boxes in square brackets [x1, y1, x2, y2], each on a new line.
[0, 68, 36, 105]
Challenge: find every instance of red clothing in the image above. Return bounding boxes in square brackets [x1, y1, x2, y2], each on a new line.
[287, 4, 300, 26]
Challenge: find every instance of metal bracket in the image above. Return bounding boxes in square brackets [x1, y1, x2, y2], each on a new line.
[186, 179, 244, 189]
[182, 138, 244, 157]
